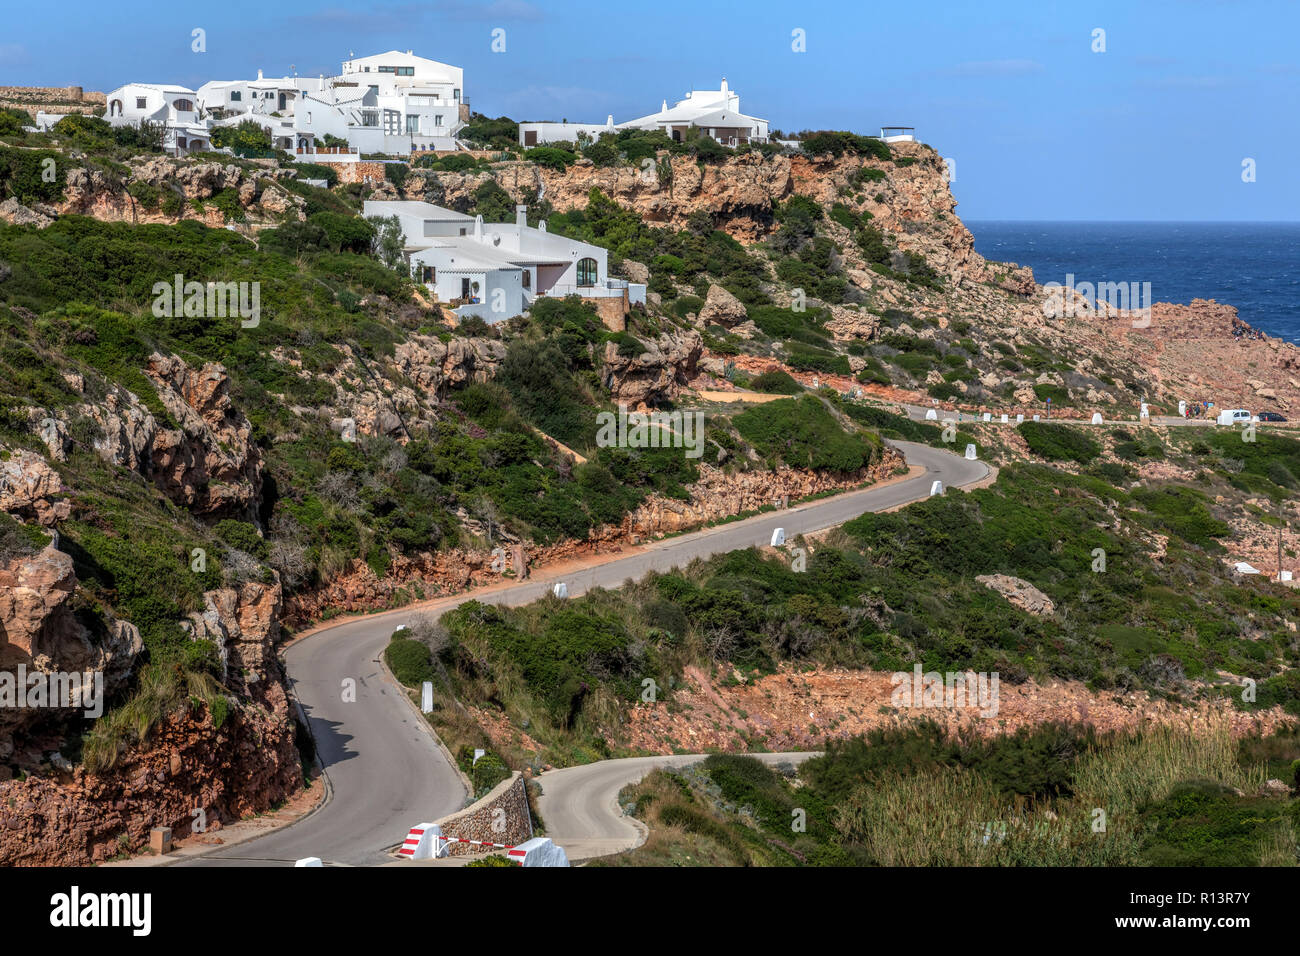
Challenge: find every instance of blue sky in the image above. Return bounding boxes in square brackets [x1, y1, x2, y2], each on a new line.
[2, 0, 1296, 220]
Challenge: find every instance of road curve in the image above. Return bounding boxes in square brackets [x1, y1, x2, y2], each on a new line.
[534, 752, 822, 862]
[184, 440, 988, 866]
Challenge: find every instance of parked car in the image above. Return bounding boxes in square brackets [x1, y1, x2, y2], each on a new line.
[1216, 408, 1253, 426]
[1259, 411, 1287, 422]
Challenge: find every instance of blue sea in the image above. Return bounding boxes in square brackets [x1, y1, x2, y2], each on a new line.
[968, 222, 1300, 344]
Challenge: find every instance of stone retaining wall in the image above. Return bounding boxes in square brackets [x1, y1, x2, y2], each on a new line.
[433, 771, 532, 856]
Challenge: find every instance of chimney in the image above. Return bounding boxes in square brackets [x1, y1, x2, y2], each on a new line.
[474, 214, 483, 240]
[606, 114, 614, 127]
[257, 68, 264, 81]
[515, 204, 527, 228]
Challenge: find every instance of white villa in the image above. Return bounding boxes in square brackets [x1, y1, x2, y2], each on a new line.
[518, 78, 768, 148]
[103, 83, 212, 155]
[365, 200, 646, 325]
[197, 51, 466, 156]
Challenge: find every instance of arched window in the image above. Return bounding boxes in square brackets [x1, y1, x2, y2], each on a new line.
[577, 257, 598, 287]
[172, 98, 194, 112]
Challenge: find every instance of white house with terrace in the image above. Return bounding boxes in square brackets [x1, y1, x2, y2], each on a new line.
[365, 200, 645, 324]
[103, 83, 212, 155]
[518, 78, 768, 147]
[197, 51, 466, 157]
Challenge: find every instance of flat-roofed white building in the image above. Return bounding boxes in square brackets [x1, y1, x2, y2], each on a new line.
[518, 78, 768, 148]
[104, 82, 211, 155]
[365, 200, 643, 325]
[197, 51, 467, 157]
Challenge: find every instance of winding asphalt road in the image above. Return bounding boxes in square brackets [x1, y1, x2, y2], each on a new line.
[533, 752, 823, 862]
[183, 440, 989, 866]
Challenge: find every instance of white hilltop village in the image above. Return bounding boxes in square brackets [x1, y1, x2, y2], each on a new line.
[31, 49, 916, 325]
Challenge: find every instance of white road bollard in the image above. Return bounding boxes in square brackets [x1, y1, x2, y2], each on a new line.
[771, 528, 786, 547]
[1091, 412, 1103, 425]
[925, 409, 938, 420]
[982, 412, 991, 422]
[1033, 414, 1041, 421]
[420, 681, 433, 714]
[398, 823, 446, 860]
[1000, 414, 1008, 424]
[964, 444, 977, 460]
[1140, 402, 1150, 420]
[1016, 414, 1024, 423]
[506, 837, 571, 867]
[552, 582, 568, 599]
[294, 857, 323, 867]
[929, 480, 944, 496]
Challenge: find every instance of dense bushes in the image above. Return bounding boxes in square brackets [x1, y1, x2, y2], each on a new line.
[734, 395, 881, 473]
[386, 635, 437, 686]
[799, 131, 891, 160]
[546, 189, 771, 306]
[0, 146, 66, 203]
[523, 147, 576, 171]
[748, 369, 803, 394]
[1017, 421, 1100, 463]
[442, 600, 645, 727]
[460, 114, 519, 150]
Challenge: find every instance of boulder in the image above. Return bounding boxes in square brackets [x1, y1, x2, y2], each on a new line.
[975, 574, 1056, 616]
[0, 450, 70, 526]
[698, 284, 748, 328]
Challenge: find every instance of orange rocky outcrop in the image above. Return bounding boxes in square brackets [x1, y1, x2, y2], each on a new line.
[0, 681, 301, 865]
[0, 545, 144, 738]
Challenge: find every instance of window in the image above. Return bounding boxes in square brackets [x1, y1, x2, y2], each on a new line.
[435, 114, 443, 127]
[522, 270, 531, 289]
[135, 97, 147, 109]
[172, 99, 194, 112]
[230, 91, 242, 102]
[577, 258, 598, 287]
[421, 266, 435, 283]
[361, 110, 378, 127]
[384, 109, 400, 134]
[454, 89, 461, 102]
[406, 114, 419, 134]
[379, 66, 395, 73]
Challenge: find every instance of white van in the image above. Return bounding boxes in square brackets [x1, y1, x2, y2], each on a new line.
[1216, 409, 1252, 426]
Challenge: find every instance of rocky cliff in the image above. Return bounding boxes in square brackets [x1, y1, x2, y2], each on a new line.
[25, 352, 262, 518]
[0, 156, 305, 230]
[0, 681, 300, 865]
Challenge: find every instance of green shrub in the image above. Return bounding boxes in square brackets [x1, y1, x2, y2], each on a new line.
[1017, 421, 1100, 464]
[386, 635, 436, 686]
[799, 131, 891, 160]
[749, 369, 803, 394]
[524, 147, 577, 171]
[733, 395, 880, 472]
